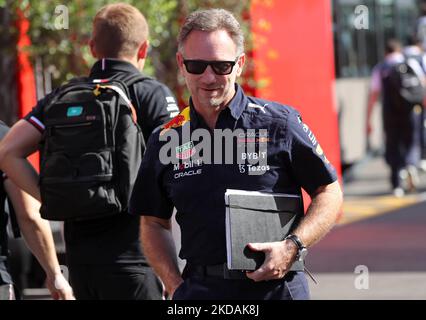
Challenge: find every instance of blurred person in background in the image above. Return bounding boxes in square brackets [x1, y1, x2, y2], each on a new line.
[366, 39, 424, 197]
[403, 35, 426, 171]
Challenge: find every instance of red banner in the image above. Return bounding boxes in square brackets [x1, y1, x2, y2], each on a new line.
[250, 0, 342, 213]
[16, 9, 39, 170]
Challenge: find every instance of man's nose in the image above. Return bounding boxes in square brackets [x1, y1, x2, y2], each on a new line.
[200, 65, 217, 83]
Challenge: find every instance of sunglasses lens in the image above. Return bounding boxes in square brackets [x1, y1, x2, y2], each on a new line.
[184, 61, 208, 74]
[211, 62, 234, 75]
[183, 59, 237, 75]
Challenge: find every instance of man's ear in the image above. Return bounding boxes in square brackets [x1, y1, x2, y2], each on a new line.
[137, 40, 149, 60]
[176, 51, 184, 73]
[236, 53, 245, 77]
[89, 39, 97, 59]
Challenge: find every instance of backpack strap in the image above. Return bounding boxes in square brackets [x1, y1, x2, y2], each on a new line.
[405, 57, 426, 86]
[42, 76, 91, 111]
[90, 73, 150, 111]
[120, 73, 151, 118]
[122, 73, 151, 87]
[93, 82, 138, 123]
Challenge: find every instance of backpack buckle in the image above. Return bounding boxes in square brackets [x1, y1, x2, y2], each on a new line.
[93, 84, 102, 96]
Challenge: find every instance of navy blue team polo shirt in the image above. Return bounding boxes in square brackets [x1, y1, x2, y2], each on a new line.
[130, 84, 337, 266]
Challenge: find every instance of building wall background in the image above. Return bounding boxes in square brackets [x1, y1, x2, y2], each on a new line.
[333, 0, 419, 165]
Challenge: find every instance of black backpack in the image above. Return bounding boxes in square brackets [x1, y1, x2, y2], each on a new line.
[382, 59, 425, 112]
[39, 75, 146, 221]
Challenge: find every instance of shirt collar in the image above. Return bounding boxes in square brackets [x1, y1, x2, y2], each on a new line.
[227, 84, 247, 120]
[89, 58, 141, 77]
[189, 84, 248, 128]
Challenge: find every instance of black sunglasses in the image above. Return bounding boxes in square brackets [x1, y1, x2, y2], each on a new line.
[183, 57, 239, 75]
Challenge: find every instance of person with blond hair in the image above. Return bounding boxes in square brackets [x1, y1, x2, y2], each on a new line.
[0, 3, 177, 300]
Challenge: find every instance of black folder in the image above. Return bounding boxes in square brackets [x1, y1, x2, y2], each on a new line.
[225, 189, 303, 271]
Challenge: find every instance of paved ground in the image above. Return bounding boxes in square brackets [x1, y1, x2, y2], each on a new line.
[169, 155, 426, 300]
[309, 156, 426, 300]
[22, 156, 426, 300]
[309, 272, 426, 300]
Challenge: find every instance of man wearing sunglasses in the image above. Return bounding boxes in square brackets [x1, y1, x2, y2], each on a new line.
[131, 8, 343, 300]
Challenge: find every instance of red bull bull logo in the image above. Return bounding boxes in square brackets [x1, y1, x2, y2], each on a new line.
[160, 106, 190, 136]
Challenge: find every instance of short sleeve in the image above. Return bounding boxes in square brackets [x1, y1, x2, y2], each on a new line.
[24, 90, 59, 133]
[129, 130, 174, 219]
[136, 80, 179, 140]
[286, 110, 337, 195]
[370, 65, 382, 93]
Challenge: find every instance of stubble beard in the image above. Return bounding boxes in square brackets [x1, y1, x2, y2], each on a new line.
[208, 97, 222, 108]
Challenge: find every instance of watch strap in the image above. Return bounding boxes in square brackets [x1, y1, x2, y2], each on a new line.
[284, 234, 306, 250]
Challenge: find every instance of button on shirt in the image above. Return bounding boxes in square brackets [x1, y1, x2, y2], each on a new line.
[130, 85, 337, 266]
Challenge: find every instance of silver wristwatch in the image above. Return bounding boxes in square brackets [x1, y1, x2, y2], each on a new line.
[284, 234, 308, 261]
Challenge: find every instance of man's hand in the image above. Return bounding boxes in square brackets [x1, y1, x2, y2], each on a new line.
[45, 273, 75, 300]
[140, 216, 183, 300]
[245, 240, 298, 282]
[168, 279, 184, 299]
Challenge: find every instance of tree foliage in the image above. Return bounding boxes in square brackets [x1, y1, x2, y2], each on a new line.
[1, 0, 251, 105]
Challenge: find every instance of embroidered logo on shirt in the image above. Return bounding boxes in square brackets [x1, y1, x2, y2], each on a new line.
[316, 144, 330, 164]
[174, 169, 202, 179]
[176, 141, 196, 160]
[160, 106, 190, 136]
[166, 96, 179, 118]
[298, 116, 331, 165]
[173, 159, 204, 171]
[247, 102, 267, 113]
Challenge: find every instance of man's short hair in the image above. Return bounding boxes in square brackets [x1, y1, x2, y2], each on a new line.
[406, 34, 421, 47]
[92, 3, 149, 58]
[385, 38, 401, 54]
[177, 8, 244, 55]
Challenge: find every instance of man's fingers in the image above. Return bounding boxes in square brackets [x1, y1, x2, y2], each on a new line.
[246, 266, 266, 282]
[247, 242, 269, 252]
[61, 289, 76, 300]
[247, 267, 287, 282]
